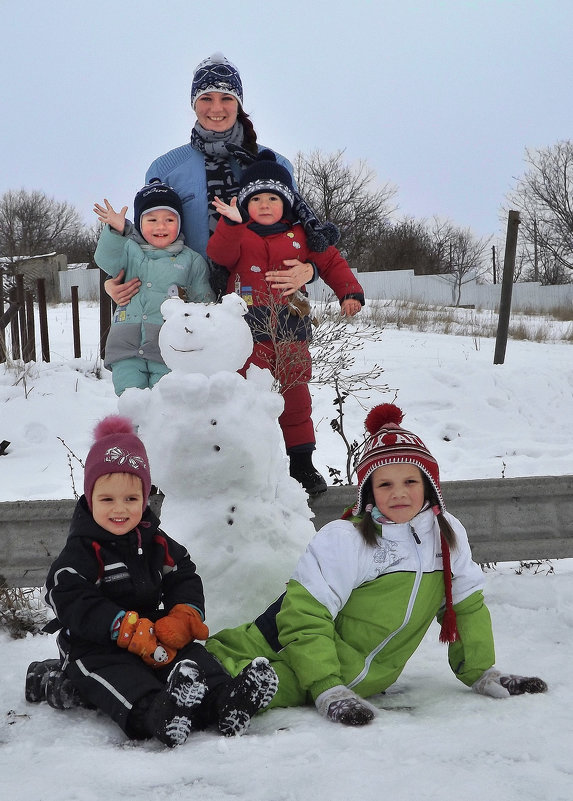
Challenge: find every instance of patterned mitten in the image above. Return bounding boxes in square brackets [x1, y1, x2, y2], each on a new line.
[472, 667, 548, 698]
[117, 611, 176, 667]
[315, 685, 376, 726]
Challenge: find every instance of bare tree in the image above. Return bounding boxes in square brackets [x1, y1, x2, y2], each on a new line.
[0, 189, 84, 260]
[508, 140, 573, 283]
[444, 227, 491, 306]
[366, 217, 449, 275]
[293, 149, 397, 271]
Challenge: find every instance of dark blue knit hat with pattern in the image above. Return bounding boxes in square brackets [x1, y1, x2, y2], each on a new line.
[238, 150, 295, 212]
[191, 52, 243, 108]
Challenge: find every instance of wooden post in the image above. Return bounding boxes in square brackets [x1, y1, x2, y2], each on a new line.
[99, 270, 111, 360]
[9, 287, 20, 359]
[16, 274, 27, 359]
[37, 278, 50, 363]
[0, 269, 5, 363]
[24, 291, 36, 362]
[71, 285, 81, 358]
[494, 211, 520, 365]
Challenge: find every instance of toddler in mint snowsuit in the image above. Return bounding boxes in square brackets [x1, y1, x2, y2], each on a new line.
[94, 180, 215, 396]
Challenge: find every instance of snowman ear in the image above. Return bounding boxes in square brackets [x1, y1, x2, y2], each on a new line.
[161, 297, 185, 320]
[221, 293, 248, 317]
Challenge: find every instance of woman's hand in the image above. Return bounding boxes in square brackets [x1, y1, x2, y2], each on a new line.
[104, 270, 141, 306]
[212, 196, 242, 223]
[93, 199, 128, 234]
[266, 260, 314, 297]
[340, 298, 362, 317]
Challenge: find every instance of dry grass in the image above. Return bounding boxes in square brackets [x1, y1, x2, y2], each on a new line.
[352, 299, 573, 344]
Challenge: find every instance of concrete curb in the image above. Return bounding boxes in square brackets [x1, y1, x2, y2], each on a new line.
[1, 475, 572, 587]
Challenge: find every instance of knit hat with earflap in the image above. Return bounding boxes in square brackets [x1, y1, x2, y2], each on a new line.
[191, 52, 243, 108]
[350, 403, 458, 644]
[84, 415, 151, 512]
[352, 403, 444, 517]
[133, 179, 183, 237]
[238, 150, 340, 252]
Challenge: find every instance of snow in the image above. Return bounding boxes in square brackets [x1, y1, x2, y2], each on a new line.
[1, 300, 572, 801]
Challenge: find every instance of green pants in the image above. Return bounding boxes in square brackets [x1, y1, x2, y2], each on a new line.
[111, 357, 170, 396]
[206, 622, 309, 709]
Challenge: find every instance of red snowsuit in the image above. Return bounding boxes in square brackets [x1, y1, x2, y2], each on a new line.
[207, 218, 364, 450]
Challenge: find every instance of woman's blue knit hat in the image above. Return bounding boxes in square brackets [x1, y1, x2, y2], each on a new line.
[191, 52, 243, 108]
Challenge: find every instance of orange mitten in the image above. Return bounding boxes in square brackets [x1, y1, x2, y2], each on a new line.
[154, 604, 209, 649]
[117, 611, 176, 668]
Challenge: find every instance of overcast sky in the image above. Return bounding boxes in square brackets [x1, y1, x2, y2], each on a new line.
[2, 0, 572, 246]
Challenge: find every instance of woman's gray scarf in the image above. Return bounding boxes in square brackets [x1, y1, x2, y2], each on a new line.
[190, 121, 257, 296]
[190, 121, 256, 235]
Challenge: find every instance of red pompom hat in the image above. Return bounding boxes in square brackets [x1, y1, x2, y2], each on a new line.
[83, 415, 151, 511]
[352, 403, 445, 517]
[351, 403, 458, 644]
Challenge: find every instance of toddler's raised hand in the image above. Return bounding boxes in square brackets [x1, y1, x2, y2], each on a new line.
[93, 198, 128, 234]
[212, 196, 242, 223]
[341, 298, 362, 317]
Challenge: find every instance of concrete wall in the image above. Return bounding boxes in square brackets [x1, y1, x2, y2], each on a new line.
[59, 267, 100, 302]
[1, 475, 571, 587]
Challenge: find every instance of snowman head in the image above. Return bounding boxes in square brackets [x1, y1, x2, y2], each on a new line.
[159, 295, 254, 375]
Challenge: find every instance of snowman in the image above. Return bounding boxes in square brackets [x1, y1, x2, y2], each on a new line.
[120, 294, 315, 630]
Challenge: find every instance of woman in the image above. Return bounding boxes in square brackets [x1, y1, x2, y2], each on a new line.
[105, 53, 326, 493]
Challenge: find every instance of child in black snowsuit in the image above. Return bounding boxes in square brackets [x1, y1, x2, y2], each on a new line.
[39, 415, 277, 747]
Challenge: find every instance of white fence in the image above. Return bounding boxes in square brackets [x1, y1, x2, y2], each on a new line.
[59, 266, 573, 313]
[307, 269, 573, 312]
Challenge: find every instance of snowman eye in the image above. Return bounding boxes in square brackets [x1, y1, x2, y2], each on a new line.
[205, 313, 211, 318]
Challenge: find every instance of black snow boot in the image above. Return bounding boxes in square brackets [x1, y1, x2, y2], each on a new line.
[289, 451, 327, 495]
[25, 659, 61, 703]
[147, 660, 208, 747]
[217, 657, 279, 737]
[165, 659, 207, 710]
[147, 693, 195, 748]
[25, 660, 86, 709]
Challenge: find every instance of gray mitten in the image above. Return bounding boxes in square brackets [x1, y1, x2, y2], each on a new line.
[315, 685, 376, 726]
[472, 667, 548, 698]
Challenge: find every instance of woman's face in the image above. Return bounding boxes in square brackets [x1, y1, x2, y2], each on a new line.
[194, 92, 239, 132]
[371, 463, 426, 524]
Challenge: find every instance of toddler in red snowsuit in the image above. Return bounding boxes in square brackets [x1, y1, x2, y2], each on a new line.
[207, 150, 364, 495]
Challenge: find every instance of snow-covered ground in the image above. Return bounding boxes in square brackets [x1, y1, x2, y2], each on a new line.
[1, 301, 572, 801]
